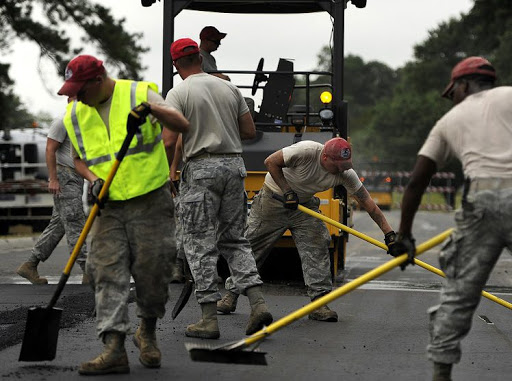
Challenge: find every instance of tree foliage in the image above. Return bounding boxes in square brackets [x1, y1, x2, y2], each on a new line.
[0, 0, 148, 131]
[311, 0, 512, 174]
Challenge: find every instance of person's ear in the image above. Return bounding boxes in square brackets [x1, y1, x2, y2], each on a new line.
[461, 80, 469, 94]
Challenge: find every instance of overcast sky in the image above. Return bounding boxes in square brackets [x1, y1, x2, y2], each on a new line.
[6, 0, 473, 119]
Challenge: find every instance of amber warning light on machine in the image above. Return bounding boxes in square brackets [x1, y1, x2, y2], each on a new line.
[320, 91, 332, 104]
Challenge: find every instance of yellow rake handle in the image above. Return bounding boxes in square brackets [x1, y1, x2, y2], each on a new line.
[296, 204, 512, 311]
[244, 228, 453, 346]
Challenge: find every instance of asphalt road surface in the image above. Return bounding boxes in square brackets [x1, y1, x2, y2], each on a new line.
[0, 210, 511, 380]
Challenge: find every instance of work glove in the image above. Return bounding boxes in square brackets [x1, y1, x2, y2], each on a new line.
[388, 232, 416, 270]
[127, 102, 152, 134]
[90, 178, 108, 209]
[384, 231, 396, 255]
[283, 190, 299, 210]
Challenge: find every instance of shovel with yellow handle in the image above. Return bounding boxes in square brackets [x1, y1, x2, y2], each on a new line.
[18, 103, 152, 362]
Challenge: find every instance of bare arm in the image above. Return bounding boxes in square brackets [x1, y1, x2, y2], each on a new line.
[398, 155, 437, 235]
[238, 111, 256, 140]
[264, 150, 292, 193]
[352, 185, 393, 234]
[162, 128, 177, 167]
[148, 102, 189, 133]
[169, 134, 183, 180]
[46, 138, 61, 195]
[73, 157, 99, 183]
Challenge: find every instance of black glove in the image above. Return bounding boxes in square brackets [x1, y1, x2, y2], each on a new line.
[90, 178, 108, 209]
[384, 231, 396, 255]
[388, 232, 416, 270]
[127, 102, 152, 134]
[283, 190, 299, 210]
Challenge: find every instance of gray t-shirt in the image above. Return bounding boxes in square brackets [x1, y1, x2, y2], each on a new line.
[165, 72, 249, 161]
[200, 49, 217, 72]
[418, 86, 512, 179]
[264, 140, 363, 202]
[48, 116, 74, 168]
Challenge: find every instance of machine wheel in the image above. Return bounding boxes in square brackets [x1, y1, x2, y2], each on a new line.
[251, 58, 268, 95]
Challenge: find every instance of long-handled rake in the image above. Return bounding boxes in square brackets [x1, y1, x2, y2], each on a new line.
[296, 204, 512, 310]
[185, 228, 453, 365]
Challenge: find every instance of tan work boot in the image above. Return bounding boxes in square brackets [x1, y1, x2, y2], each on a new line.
[245, 286, 273, 335]
[308, 305, 338, 322]
[16, 262, 48, 285]
[217, 291, 239, 314]
[185, 303, 220, 339]
[78, 332, 129, 375]
[432, 362, 452, 381]
[133, 318, 161, 368]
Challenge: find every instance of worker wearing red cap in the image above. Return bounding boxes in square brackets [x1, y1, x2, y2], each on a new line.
[199, 26, 230, 81]
[58, 54, 190, 374]
[165, 38, 273, 340]
[219, 138, 396, 321]
[390, 56, 512, 381]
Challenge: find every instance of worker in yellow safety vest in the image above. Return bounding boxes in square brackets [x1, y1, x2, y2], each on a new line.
[58, 54, 189, 375]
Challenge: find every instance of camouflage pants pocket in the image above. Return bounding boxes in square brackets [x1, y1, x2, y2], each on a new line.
[180, 191, 209, 234]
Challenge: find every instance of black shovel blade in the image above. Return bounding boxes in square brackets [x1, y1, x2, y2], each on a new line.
[186, 341, 267, 365]
[19, 306, 62, 362]
[172, 279, 194, 320]
[188, 347, 267, 365]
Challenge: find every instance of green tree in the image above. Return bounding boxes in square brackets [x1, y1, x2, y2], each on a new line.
[0, 0, 148, 131]
[365, 0, 512, 171]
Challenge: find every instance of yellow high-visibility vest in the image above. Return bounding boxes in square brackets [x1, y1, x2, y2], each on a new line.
[64, 80, 169, 200]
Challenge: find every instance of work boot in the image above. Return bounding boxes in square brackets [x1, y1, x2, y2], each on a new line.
[186, 303, 220, 339]
[245, 286, 273, 335]
[308, 305, 338, 322]
[133, 318, 161, 368]
[16, 261, 48, 285]
[78, 332, 129, 375]
[432, 362, 452, 381]
[217, 291, 239, 314]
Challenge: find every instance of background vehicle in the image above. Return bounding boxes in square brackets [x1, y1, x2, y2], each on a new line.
[357, 170, 394, 210]
[149, 0, 368, 275]
[0, 128, 52, 235]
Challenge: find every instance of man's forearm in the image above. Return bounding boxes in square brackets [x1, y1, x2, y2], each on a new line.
[47, 152, 58, 181]
[354, 186, 393, 234]
[73, 158, 97, 182]
[149, 102, 189, 133]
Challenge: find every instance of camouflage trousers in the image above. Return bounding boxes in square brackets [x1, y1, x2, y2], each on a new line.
[427, 186, 512, 364]
[32, 166, 87, 266]
[174, 194, 185, 261]
[225, 185, 332, 300]
[87, 185, 176, 338]
[180, 156, 262, 304]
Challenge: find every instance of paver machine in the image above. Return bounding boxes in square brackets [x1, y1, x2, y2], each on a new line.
[145, 0, 367, 275]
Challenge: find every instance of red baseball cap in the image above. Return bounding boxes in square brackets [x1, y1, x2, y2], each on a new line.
[442, 56, 496, 98]
[57, 55, 105, 97]
[323, 137, 352, 161]
[199, 26, 227, 41]
[170, 38, 200, 62]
